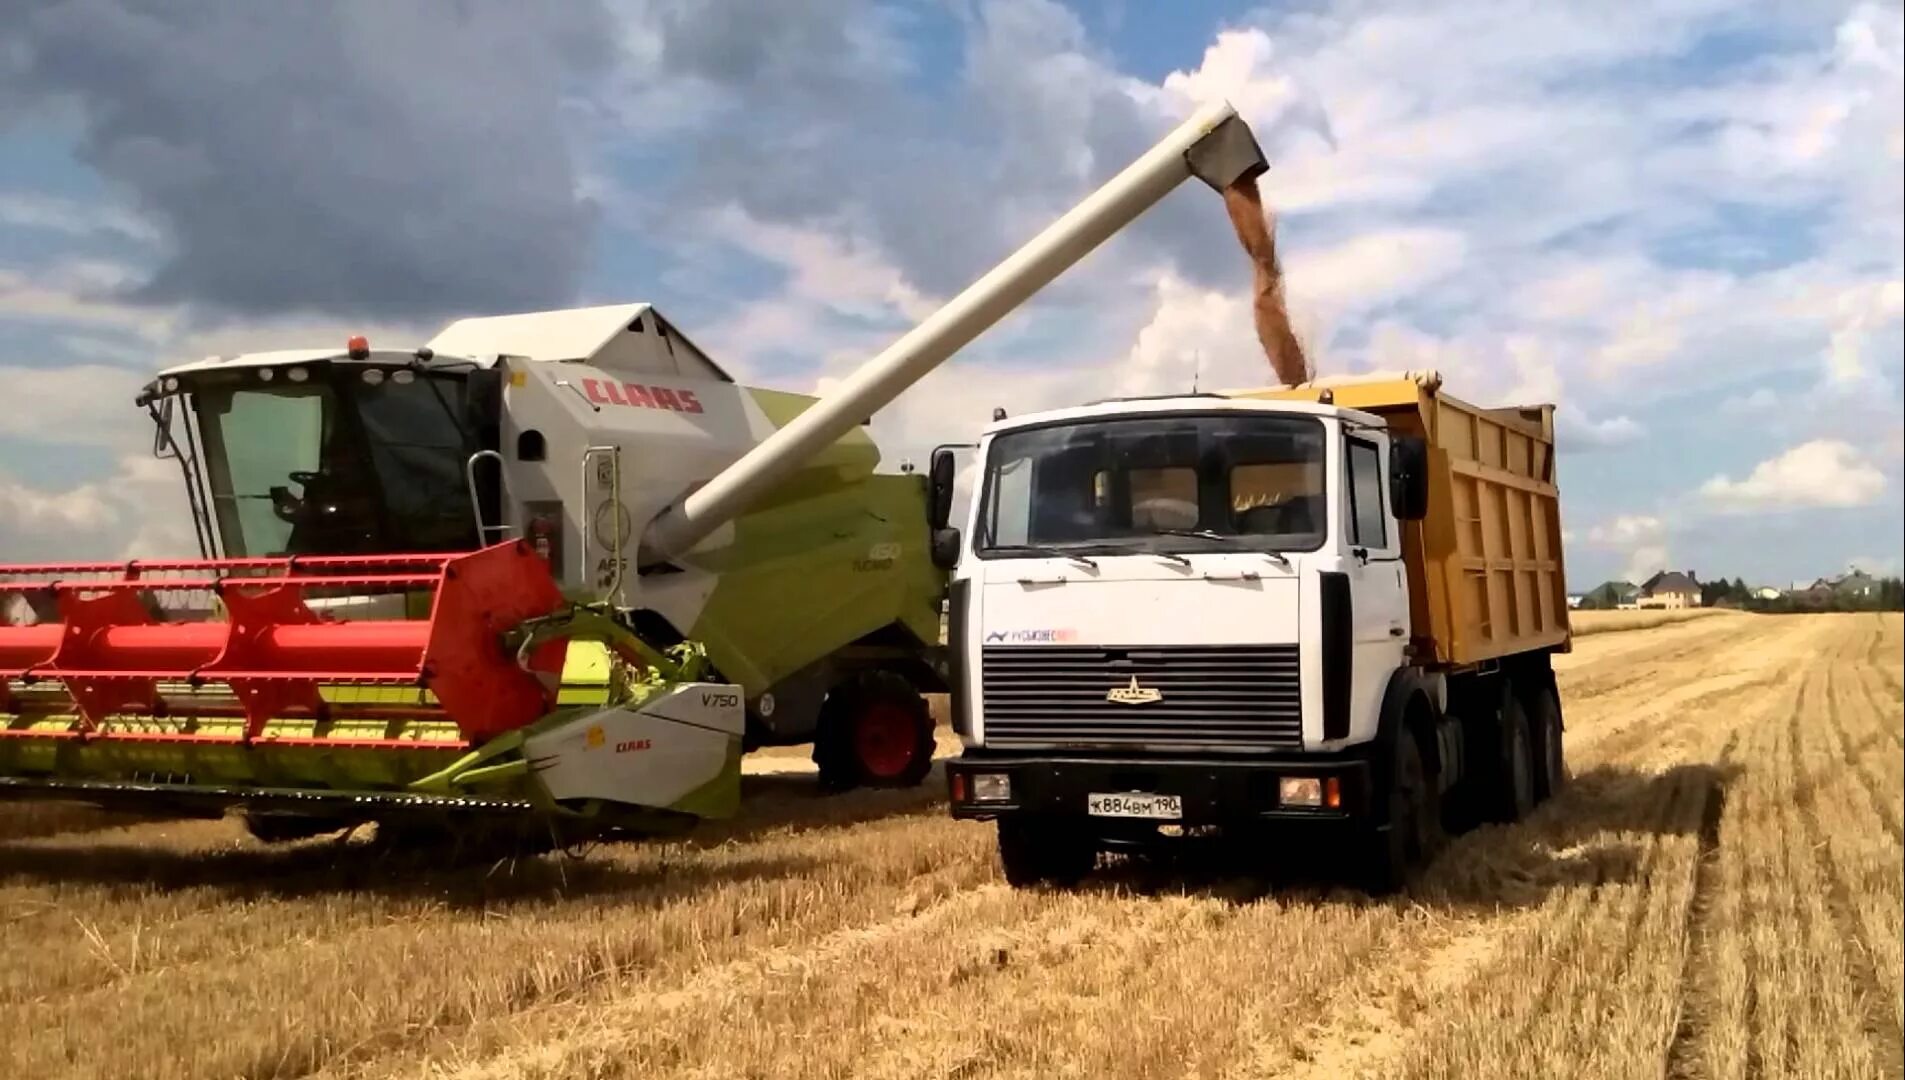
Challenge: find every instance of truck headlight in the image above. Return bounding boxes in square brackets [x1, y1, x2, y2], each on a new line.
[1278, 777, 1322, 807]
[972, 773, 1012, 802]
[1277, 776, 1342, 809]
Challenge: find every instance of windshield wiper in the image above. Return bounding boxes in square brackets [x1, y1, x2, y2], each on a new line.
[1090, 540, 1189, 567]
[1150, 529, 1293, 570]
[987, 543, 1098, 569]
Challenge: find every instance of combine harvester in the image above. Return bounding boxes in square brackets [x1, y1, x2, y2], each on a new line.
[0, 101, 1272, 847]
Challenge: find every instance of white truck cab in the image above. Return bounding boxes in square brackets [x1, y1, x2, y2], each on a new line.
[950, 394, 1411, 752]
[938, 375, 1574, 892]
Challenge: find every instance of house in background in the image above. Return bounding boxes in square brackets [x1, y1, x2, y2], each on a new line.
[1832, 569, 1880, 601]
[1639, 570, 1702, 609]
[1750, 585, 1783, 601]
[1582, 581, 1641, 609]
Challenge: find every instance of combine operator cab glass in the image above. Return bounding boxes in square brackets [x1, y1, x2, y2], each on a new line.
[193, 367, 482, 557]
[977, 413, 1327, 556]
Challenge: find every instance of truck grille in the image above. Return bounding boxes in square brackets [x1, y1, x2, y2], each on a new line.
[979, 644, 1302, 751]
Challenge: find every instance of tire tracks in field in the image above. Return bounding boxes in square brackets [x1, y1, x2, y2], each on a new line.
[1816, 628, 1904, 846]
[1282, 619, 1811, 1080]
[1660, 731, 1736, 1080]
[1800, 649, 1905, 1079]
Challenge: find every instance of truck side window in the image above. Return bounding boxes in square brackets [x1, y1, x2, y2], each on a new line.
[986, 456, 1033, 546]
[1346, 437, 1387, 549]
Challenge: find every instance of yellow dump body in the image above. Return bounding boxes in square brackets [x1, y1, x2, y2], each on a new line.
[1231, 374, 1571, 667]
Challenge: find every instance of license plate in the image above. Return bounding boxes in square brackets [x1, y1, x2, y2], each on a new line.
[1087, 792, 1183, 819]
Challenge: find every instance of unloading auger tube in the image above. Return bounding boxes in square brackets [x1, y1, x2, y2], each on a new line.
[641, 98, 1269, 563]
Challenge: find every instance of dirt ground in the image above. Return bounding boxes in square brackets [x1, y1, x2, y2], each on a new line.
[1, 613, 1899, 1079]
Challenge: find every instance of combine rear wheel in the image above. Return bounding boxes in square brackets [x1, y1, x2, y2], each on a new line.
[813, 671, 935, 792]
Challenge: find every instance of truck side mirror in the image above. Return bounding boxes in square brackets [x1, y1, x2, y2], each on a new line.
[931, 527, 963, 570]
[1390, 435, 1429, 521]
[929, 447, 959, 530]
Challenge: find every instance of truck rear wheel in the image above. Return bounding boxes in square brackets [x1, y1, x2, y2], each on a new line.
[1488, 693, 1537, 823]
[1362, 729, 1437, 894]
[813, 671, 935, 792]
[997, 818, 1096, 888]
[1531, 683, 1567, 801]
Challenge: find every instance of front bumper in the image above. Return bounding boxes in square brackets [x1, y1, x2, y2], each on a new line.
[945, 750, 1376, 824]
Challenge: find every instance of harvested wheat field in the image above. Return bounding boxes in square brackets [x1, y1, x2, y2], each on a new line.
[1, 613, 1899, 1080]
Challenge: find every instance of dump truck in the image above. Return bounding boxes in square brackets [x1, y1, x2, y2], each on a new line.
[0, 99, 1273, 847]
[940, 370, 1573, 891]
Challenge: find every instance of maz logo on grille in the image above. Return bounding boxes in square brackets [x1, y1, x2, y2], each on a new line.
[1105, 677, 1163, 705]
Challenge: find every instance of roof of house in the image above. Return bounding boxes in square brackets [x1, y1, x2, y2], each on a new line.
[1587, 580, 1639, 598]
[1641, 571, 1700, 596]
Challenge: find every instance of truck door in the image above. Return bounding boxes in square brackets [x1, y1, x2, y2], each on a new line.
[1338, 431, 1408, 742]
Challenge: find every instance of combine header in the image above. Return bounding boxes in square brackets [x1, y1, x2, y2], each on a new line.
[0, 542, 741, 841]
[0, 99, 1270, 845]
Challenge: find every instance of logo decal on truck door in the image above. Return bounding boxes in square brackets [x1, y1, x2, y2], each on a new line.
[1106, 677, 1163, 705]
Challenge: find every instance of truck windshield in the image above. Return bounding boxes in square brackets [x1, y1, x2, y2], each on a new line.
[192, 368, 481, 557]
[977, 412, 1326, 555]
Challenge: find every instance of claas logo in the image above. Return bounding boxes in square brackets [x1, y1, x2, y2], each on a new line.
[585, 724, 605, 749]
[580, 377, 704, 414]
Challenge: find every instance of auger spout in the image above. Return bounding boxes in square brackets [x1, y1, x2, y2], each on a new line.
[640, 98, 1268, 563]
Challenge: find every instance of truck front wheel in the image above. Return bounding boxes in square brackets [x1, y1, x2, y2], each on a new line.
[1362, 730, 1438, 894]
[813, 671, 936, 792]
[997, 818, 1096, 888]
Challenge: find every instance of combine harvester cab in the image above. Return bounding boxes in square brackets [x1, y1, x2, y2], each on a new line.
[0, 97, 1271, 846]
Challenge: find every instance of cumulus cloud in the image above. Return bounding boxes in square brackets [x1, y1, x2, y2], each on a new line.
[1620, 545, 1674, 587]
[1700, 439, 1889, 511]
[1578, 514, 1673, 583]
[0, 455, 194, 562]
[2, 1, 616, 320]
[1848, 554, 1902, 577]
[1586, 515, 1667, 547]
[2, 0, 1901, 582]
[0, 362, 154, 449]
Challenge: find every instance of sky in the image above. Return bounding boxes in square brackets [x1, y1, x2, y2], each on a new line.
[1, 0, 1900, 589]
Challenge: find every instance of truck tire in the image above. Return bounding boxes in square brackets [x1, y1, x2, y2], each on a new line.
[1530, 683, 1568, 802]
[813, 671, 935, 792]
[1488, 693, 1537, 823]
[1362, 730, 1437, 894]
[997, 818, 1095, 888]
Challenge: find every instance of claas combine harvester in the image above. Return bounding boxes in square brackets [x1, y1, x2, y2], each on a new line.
[0, 101, 1269, 847]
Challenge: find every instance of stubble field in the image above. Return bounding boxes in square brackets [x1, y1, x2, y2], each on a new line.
[1, 612, 1899, 1079]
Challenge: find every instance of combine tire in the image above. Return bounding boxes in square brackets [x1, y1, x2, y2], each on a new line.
[814, 671, 935, 792]
[997, 818, 1095, 888]
[1361, 730, 1438, 894]
[1530, 682, 1568, 802]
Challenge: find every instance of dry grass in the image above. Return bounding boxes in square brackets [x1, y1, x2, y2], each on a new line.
[1569, 606, 1743, 636]
[0, 801, 163, 842]
[0, 613, 1897, 1079]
